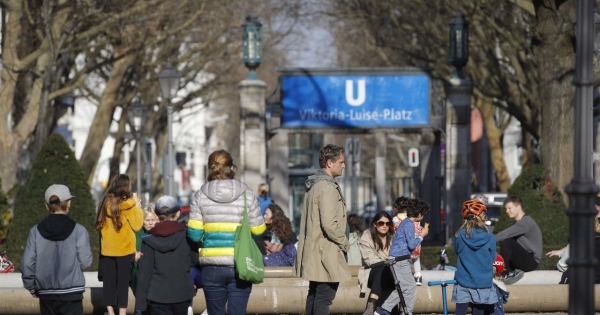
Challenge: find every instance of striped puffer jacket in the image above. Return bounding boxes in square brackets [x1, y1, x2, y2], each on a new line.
[187, 179, 266, 266]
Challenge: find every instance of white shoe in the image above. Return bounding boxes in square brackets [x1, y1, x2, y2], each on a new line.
[187, 306, 193, 315]
[201, 309, 208, 315]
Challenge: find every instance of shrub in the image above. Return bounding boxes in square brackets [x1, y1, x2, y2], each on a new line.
[494, 164, 568, 247]
[2, 133, 99, 270]
[0, 178, 10, 245]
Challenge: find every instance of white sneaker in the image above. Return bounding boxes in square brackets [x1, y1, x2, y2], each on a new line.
[201, 309, 208, 315]
[187, 306, 193, 315]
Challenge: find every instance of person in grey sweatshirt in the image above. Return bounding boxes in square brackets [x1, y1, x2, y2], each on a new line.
[494, 196, 542, 285]
[21, 184, 93, 315]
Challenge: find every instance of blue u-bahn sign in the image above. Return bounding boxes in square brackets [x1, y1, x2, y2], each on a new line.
[280, 68, 431, 128]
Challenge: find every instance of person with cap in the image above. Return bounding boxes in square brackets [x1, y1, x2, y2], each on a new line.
[494, 196, 542, 285]
[135, 195, 198, 315]
[21, 184, 93, 315]
[95, 174, 144, 315]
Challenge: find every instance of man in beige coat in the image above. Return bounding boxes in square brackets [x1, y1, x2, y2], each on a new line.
[293, 144, 352, 315]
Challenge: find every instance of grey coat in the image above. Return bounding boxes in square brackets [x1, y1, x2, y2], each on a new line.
[21, 215, 92, 296]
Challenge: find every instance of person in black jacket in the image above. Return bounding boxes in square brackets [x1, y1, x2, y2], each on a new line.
[135, 196, 198, 315]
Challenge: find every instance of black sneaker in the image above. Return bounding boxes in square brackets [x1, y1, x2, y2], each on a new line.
[415, 276, 422, 286]
[503, 269, 524, 285]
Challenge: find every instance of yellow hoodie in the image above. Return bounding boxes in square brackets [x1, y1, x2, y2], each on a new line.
[100, 198, 143, 256]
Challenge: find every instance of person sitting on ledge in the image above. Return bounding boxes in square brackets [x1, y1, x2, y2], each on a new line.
[494, 196, 542, 285]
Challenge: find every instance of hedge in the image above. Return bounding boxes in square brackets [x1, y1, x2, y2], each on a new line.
[0, 133, 99, 271]
[493, 164, 569, 248]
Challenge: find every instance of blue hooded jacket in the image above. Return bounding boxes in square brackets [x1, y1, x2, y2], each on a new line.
[454, 227, 496, 289]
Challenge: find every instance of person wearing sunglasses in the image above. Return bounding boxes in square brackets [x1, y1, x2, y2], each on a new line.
[358, 211, 395, 315]
[374, 199, 430, 315]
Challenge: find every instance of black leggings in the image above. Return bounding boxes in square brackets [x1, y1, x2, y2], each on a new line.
[499, 238, 538, 272]
[100, 255, 133, 307]
[367, 265, 395, 297]
[455, 303, 494, 315]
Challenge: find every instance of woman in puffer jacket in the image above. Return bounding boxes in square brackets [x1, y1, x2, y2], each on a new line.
[187, 150, 266, 315]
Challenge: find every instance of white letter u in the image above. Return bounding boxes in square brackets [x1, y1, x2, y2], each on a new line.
[345, 79, 366, 106]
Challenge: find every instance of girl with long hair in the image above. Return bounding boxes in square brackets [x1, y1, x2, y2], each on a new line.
[262, 204, 298, 267]
[263, 203, 296, 254]
[358, 211, 395, 315]
[452, 199, 497, 315]
[187, 150, 266, 315]
[96, 174, 143, 315]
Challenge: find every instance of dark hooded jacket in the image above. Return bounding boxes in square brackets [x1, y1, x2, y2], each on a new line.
[21, 214, 93, 300]
[454, 227, 496, 289]
[134, 220, 198, 310]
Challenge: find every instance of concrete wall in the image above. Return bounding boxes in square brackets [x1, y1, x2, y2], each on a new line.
[1, 269, 595, 314]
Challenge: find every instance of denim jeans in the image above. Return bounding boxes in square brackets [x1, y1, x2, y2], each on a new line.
[201, 265, 252, 315]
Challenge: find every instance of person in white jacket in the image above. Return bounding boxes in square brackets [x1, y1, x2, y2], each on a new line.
[187, 150, 266, 315]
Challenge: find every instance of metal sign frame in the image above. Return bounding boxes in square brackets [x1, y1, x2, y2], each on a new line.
[278, 67, 433, 130]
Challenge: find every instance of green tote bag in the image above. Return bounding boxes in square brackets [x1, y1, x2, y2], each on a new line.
[234, 192, 265, 283]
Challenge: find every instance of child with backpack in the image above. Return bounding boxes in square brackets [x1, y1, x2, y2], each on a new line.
[452, 199, 498, 315]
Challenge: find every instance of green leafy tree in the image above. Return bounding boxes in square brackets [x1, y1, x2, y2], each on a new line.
[495, 164, 568, 247]
[4, 133, 98, 270]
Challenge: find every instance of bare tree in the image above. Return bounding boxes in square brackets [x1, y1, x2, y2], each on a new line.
[0, 0, 303, 206]
[323, 0, 540, 192]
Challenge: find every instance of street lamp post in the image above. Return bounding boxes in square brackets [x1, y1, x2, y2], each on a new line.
[239, 14, 267, 191]
[127, 99, 147, 196]
[566, 1, 600, 313]
[444, 11, 474, 240]
[158, 62, 181, 196]
[241, 14, 263, 80]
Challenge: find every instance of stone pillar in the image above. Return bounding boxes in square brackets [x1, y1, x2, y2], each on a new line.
[239, 79, 267, 194]
[268, 130, 290, 216]
[444, 77, 473, 239]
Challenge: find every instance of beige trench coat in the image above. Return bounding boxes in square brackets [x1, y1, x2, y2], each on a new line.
[293, 180, 351, 283]
[357, 230, 389, 295]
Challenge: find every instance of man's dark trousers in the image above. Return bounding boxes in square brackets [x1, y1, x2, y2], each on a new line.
[305, 281, 339, 315]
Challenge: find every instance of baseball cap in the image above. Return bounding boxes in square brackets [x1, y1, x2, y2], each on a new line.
[45, 184, 74, 204]
[155, 195, 180, 215]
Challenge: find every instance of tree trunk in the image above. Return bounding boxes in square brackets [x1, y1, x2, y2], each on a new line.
[109, 112, 128, 182]
[476, 98, 512, 192]
[79, 47, 135, 184]
[533, 0, 576, 201]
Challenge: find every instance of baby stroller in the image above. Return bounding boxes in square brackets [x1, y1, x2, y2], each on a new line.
[0, 250, 15, 273]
